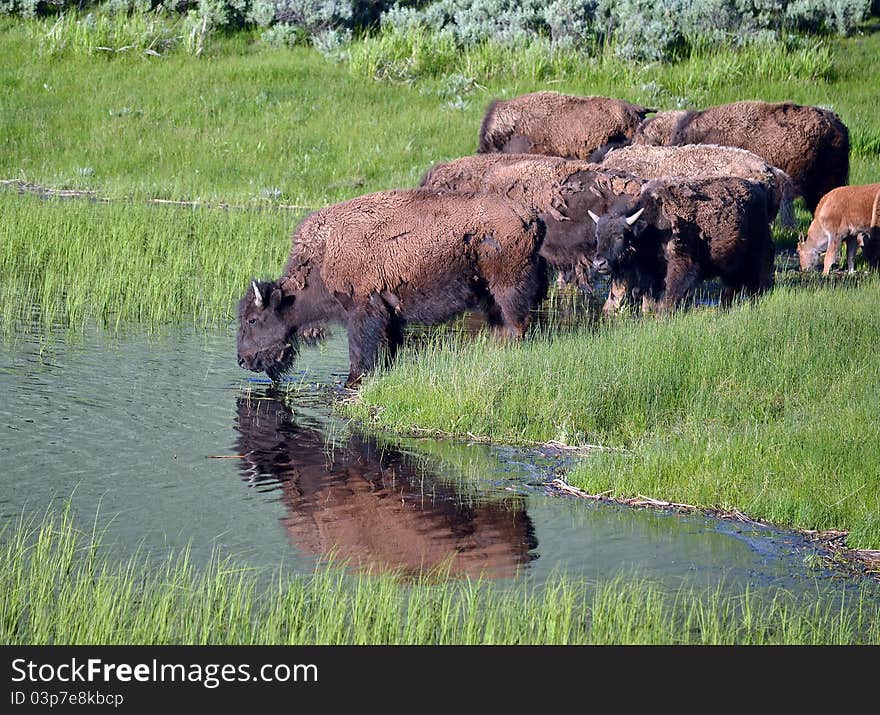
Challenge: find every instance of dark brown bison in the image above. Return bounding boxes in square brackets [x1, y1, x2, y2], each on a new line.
[590, 176, 776, 314]
[478, 91, 654, 160]
[598, 143, 796, 227]
[633, 100, 850, 213]
[236, 188, 548, 386]
[233, 391, 537, 579]
[420, 153, 644, 289]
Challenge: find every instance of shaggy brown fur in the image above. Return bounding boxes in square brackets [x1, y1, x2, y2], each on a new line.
[598, 144, 796, 227]
[234, 393, 537, 578]
[420, 153, 644, 288]
[478, 91, 654, 159]
[419, 152, 569, 194]
[798, 183, 880, 274]
[633, 100, 850, 212]
[591, 176, 775, 314]
[237, 188, 547, 386]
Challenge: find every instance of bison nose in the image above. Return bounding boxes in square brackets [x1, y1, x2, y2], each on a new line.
[592, 258, 610, 274]
[238, 354, 262, 371]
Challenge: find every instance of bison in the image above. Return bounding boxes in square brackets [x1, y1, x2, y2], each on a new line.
[598, 143, 796, 227]
[590, 176, 776, 314]
[236, 188, 548, 387]
[234, 391, 537, 579]
[798, 182, 880, 274]
[478, 91, 654, 160]
[633, 100, 850, 213]
[420, 152, 644, 289]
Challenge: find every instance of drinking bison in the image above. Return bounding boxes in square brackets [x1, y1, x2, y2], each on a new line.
[798, 182, 880, 274]
[420, 152, 644, 289]
[478, 91, 654, 160]
[237, 189, 548, 386]
[590, 176, 776, 314]
[633, 100, 850, 213]
[597, 143, 796, 227]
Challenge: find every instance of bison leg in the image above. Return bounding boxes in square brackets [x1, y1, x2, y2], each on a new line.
[345, 298, 393, 387]
[822, 232, 844, 275]
[844, 234, 859, 273]
[485, 286, 532, 339]
[602, 277, 630, 316]
[864, 229, 880, 270]
[485, 268, 546, 339]
[735, 232, 776, 302]
[660, 256, 699, 312]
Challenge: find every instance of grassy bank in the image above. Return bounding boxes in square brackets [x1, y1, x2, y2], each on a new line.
[349, 280, 880, 549]
[3, 510, 878, 645]
[0, 192, 296, 333]
[2, 16, 879, 207]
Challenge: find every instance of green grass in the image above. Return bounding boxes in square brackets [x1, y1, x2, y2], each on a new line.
[2, 16, 879, 205]
[0, 192, 296, 334]
[3, 509, 878, 645]
[349, 280, 880, 549]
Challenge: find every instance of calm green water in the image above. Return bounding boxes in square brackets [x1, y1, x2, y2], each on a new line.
[0, 321, 876, 604]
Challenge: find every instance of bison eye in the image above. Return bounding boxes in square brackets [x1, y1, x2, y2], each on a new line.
[248, 318, 257, 325]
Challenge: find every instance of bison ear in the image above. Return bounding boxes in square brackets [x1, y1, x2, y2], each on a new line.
[251, 280, 264, 308]
[268, 286, 284, 309]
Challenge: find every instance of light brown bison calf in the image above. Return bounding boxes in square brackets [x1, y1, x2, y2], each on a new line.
[478, 91, 654, 160]
[798, 183, 880, 274]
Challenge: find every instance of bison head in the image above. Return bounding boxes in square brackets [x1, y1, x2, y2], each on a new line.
[588, 207, 645, 275]
[796, 234, 822, 272]
[237, 279, 299, 381]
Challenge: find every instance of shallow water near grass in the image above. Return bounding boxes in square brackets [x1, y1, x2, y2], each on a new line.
[0, 321, 876, 608]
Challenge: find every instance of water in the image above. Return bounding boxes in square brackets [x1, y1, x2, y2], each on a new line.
[0, 321, 876, 605]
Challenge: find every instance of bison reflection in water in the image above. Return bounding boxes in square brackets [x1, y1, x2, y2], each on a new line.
[233, 393, 538, 579]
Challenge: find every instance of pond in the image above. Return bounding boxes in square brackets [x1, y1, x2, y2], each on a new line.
[0, 320, 876, 608]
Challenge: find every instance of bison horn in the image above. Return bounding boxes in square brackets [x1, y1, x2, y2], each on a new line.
[625, 208, 645, 226]
[252, 280, 263, 308]
[587, 210, 600, 224]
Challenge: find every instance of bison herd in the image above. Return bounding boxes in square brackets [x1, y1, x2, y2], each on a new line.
[237, 90, 880, 386]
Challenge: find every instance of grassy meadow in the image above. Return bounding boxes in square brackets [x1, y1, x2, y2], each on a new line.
[2, 14, 879, 205]
[0, 192, 296, 334]
[3, 510, 878, 645]
[2, 12, 880, 644]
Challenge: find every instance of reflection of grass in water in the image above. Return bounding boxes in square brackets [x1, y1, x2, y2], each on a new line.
[3, 508, 878, 645]
[0, 193, 294, 337]
[351, 279, 880, 549]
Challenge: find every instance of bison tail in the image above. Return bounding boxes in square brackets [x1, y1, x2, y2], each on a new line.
[418, 164, 436, 187]
[775, 171, 797, 230]
[477, 99, 503, 153]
